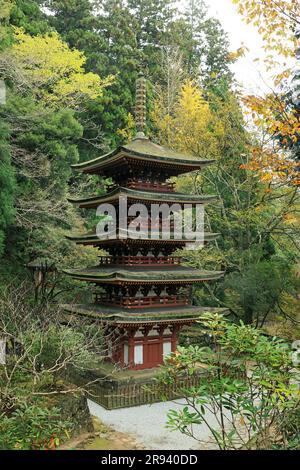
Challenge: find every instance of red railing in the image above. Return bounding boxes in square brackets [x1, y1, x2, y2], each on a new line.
[94, 294, 189, 309]
[100, 220, 175, 232]
[107, 181, 175, 193]
[98, 256, 182, 266]
[126, 181, 175, 192]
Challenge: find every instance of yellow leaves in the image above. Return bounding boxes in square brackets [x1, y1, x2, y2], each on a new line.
[242, 145, 300, 187]
[11, 27, 113, 107]
[260, 173, 273, 183]
[156, 80, 224, 158]
[243, 92, 300, 144]
[151, 80, 225, 159]
[283, 213, 298, 225]
[231, 0, 298, 59]
[13, 27, 85, 75]
[52, 72, 113, 106]
[117, 113, 136, 142]
[176, 80, 209, 118]
[227, 45, 249, 62]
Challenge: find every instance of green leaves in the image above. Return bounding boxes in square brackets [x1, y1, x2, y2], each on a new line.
[158, 317, 299, 449]
[0, 121, 15, 258]
[167, 406, 204, 434]
[0, 403, 71, 450]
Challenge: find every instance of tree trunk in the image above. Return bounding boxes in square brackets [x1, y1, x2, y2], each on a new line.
[244, 306, 253, 325]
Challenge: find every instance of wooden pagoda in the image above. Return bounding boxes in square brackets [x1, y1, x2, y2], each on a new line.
[64, 74, 223, 371]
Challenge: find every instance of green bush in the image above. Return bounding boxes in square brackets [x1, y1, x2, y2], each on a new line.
[157, 312, 300, 450]
[274, 406, 300, 450]
[0, 403, 71, 450]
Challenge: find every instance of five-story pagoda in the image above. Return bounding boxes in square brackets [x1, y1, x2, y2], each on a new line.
[64, 74, 224, 371]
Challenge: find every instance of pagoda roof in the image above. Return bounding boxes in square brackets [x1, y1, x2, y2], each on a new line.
[63, 265, 224, 284]
[68, 186, 218, 208]
[71, 136, 214, 175]
[66, 230, 219, 245]
[62, 304, 227, 326]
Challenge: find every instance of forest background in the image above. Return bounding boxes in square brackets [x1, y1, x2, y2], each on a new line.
[0, 0, 299, 450]
[0, 0, 299, 328]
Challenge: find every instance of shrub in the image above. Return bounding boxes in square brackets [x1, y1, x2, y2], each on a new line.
[157, 312, 300, 450]
[0, 403, 71, 450]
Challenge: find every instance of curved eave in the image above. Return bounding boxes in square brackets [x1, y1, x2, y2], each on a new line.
[113, 319, 197, 326]
[62, 304, 227, 325]
[71, 149, 214, 175]
[68, 187, 218, 208]
[66, 232, 220, 245]
[63, 269, 224, 284]
[72, 147, 119, 170]
[65, 311, 198, 326]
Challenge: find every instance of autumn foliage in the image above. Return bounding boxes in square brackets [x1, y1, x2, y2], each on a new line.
[232, 0, 300, 186]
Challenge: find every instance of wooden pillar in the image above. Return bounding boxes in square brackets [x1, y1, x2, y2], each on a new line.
[158, 326, 165, 363]
[128, 328, 136, 367]
[142, 326, 151, 367]
[171, 324, 180, 352]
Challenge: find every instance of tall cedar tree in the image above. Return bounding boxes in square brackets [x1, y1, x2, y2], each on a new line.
[44, 0, 233, 147]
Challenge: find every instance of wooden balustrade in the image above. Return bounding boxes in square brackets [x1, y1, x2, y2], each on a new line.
[94, 294, 189, 309]
[106, 181, 175, 193]
[126, 181, 175, 192]
[98, 255, 182, 266]
[100, 220, 176, 232]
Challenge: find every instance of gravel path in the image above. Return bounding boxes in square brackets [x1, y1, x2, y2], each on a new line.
[87, 398, 219, 450]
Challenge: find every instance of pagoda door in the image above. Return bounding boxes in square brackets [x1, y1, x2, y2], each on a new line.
[147, 339, 162, 368]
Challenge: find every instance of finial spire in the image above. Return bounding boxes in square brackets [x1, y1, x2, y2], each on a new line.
[134, 71, 147, 138]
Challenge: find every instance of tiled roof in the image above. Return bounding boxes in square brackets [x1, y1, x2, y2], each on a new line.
[63, 265, 224, 283]
[66, 230, 219, 244]
[71, 136, 214, 172]
[62, 304, 227, 324]
[68, 186, 218, 207]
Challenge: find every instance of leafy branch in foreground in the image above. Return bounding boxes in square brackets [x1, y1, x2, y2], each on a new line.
[157, 312, 300, 450]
